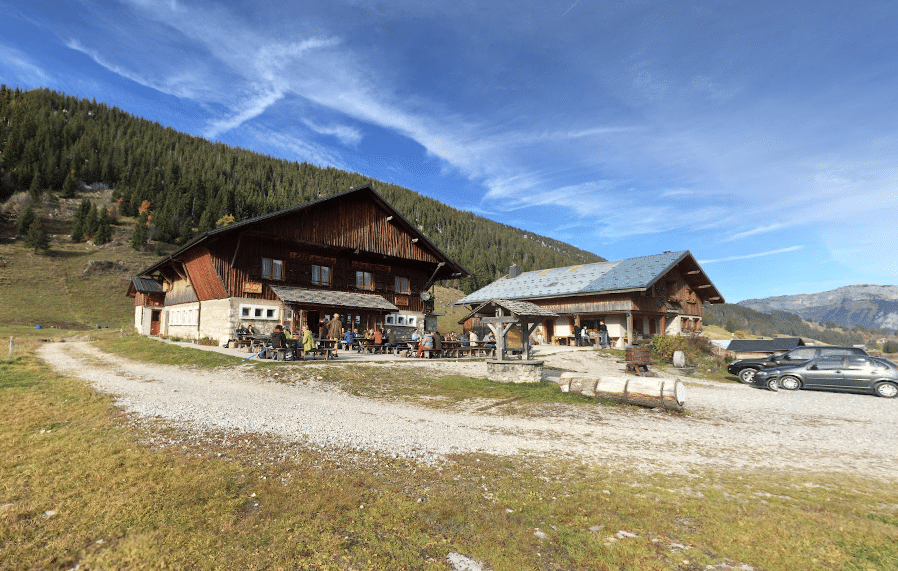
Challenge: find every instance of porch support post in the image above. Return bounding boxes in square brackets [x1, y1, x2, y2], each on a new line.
[626, 312, 633, 346]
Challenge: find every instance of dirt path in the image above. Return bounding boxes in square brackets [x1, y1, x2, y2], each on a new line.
[39, 342, 898, 480]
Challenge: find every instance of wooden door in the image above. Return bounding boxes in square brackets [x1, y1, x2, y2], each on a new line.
[150, 310, 161, 336]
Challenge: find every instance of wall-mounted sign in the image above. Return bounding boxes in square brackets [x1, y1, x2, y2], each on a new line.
[395, 295, 409, 307]
[244, 281, 263, 294]
[289, 252, 336, 265]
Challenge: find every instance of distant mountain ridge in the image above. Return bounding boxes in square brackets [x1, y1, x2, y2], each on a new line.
[739, 285, 898, 332]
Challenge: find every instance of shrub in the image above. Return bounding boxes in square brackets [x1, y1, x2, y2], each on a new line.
[650, 334, 714, 366]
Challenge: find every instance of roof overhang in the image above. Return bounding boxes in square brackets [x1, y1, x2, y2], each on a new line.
[270, 285, 398, 313]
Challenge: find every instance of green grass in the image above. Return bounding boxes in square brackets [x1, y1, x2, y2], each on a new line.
[2, 337, 897, 569]
[0, 222, 153, 330]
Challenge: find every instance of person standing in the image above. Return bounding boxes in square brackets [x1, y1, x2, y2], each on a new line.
[326, 313, 343, 357]
[301, 324, 315, 358]
[598, 319, 609, 349]
[573, 323, 582, 346]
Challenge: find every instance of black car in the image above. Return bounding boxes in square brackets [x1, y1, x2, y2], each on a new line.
[728, 345, 868, 384]
[753, 354, 898, 397]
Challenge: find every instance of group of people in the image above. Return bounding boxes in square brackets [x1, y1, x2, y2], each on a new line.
[340, 327, 399, 352]
[239, 313, 516, 359]
[571, 319, 610, 348]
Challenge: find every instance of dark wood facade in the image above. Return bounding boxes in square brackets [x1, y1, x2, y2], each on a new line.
[130, 186, 468, 341]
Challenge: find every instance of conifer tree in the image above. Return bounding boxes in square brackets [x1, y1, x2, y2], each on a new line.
[71, 210, 85, 242]
[94, 209, 112, 245]
[28, 168, 44, 201]
[26, 216, 50, 253]
[84, 203, 99, 237]
[16, 205, 36, 237]
[61, 169, 77, 198]
[131, 212, 149, 251]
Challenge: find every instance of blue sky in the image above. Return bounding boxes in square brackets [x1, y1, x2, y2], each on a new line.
[2, 0, 897, 303]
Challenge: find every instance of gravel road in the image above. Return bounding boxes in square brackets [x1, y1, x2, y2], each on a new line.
[39, 341, 897, 480]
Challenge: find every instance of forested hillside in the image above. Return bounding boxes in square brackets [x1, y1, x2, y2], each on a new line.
[0, 86, 603, 292]
[702, 302, 883, 346]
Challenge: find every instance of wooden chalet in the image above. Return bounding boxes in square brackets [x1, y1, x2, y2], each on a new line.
[455, 251, 724, 347]
[128, 186, 469, 344]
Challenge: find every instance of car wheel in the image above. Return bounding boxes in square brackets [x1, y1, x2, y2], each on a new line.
[738, 368, 757, 384]
[779, 376, 801, 391]
[766, 378, 779, 391]
[874, 382, 898, 398]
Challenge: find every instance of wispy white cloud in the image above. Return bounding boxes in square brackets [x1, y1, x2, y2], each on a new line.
[726, 223, 784, 242]
[301, 119, 363, 147]
[700, 246, 804, 264]
[0, 44, 51, 86]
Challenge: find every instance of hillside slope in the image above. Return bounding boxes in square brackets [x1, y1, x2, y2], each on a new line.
[0, 86, 603, 294]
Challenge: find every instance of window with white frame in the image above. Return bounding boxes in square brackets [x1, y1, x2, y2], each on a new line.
[239, 304, 279, 320]
[312, 265, 331, 286]
[168, 307, 198, 326]
[262, 257, 283, 280]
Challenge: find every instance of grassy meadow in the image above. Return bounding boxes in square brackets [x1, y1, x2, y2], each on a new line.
[1, 330, 896, 570]
[2, 217, 897, 569]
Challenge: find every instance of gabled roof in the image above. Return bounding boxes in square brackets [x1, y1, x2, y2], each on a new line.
[137, 185, 469, 279]
[458, 299, 559, 324]
[455, 251, 724, 305]
[727, 338, 805, 352]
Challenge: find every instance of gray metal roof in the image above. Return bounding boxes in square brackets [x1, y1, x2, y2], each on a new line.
[270, 285, 398, 312]
[459, 299, 559, 324]
[130, 277, 164, 294]
[456, 251, 703, 305]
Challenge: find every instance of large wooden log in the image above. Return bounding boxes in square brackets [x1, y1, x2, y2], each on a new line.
[559, 373, 685, 410]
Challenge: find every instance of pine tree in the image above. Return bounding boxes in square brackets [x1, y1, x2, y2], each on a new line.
[84, 203, 99, 238]
[61, 168, 77, 198]
[26, 217, 50, 253]
[94, 208, 112, 245]
[28, 167, 44, 201]
[131, 212, 149, 251]
[16, 205, 36, 237]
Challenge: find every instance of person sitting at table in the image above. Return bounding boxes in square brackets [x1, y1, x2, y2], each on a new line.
[416, 330, 434, 357]
[269, 324, 288, 356]
[411, 329, 420, 344]
[342, 329, 355, 351]
[468, 330, 479, 347]
[372, 328, 383, 351]
[283, 324, 293, 340]
[484, 332, 496, 349]
[236, 324, 249, 339]
[384, 328, 397, 353]
[432, 330, 442, 354]
[246, 324, 256, 335]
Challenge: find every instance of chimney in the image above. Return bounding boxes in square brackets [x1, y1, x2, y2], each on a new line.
[509, 264, 521, 279]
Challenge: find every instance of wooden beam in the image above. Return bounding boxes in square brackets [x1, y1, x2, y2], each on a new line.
[480, 316, 520, 324]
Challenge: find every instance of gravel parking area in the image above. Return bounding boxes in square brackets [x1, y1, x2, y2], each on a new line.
[39, 341, 897, 480]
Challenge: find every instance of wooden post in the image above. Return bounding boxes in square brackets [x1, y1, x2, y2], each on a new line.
[626, 312, 633, 346]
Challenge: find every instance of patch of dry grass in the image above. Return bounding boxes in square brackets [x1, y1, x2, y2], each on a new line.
[2, 338, 896, 570]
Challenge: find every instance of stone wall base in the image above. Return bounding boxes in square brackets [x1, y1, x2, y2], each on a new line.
[486, 360, 544, 383]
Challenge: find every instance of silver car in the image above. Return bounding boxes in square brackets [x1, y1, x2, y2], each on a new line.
[754, 355, 898, 397]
